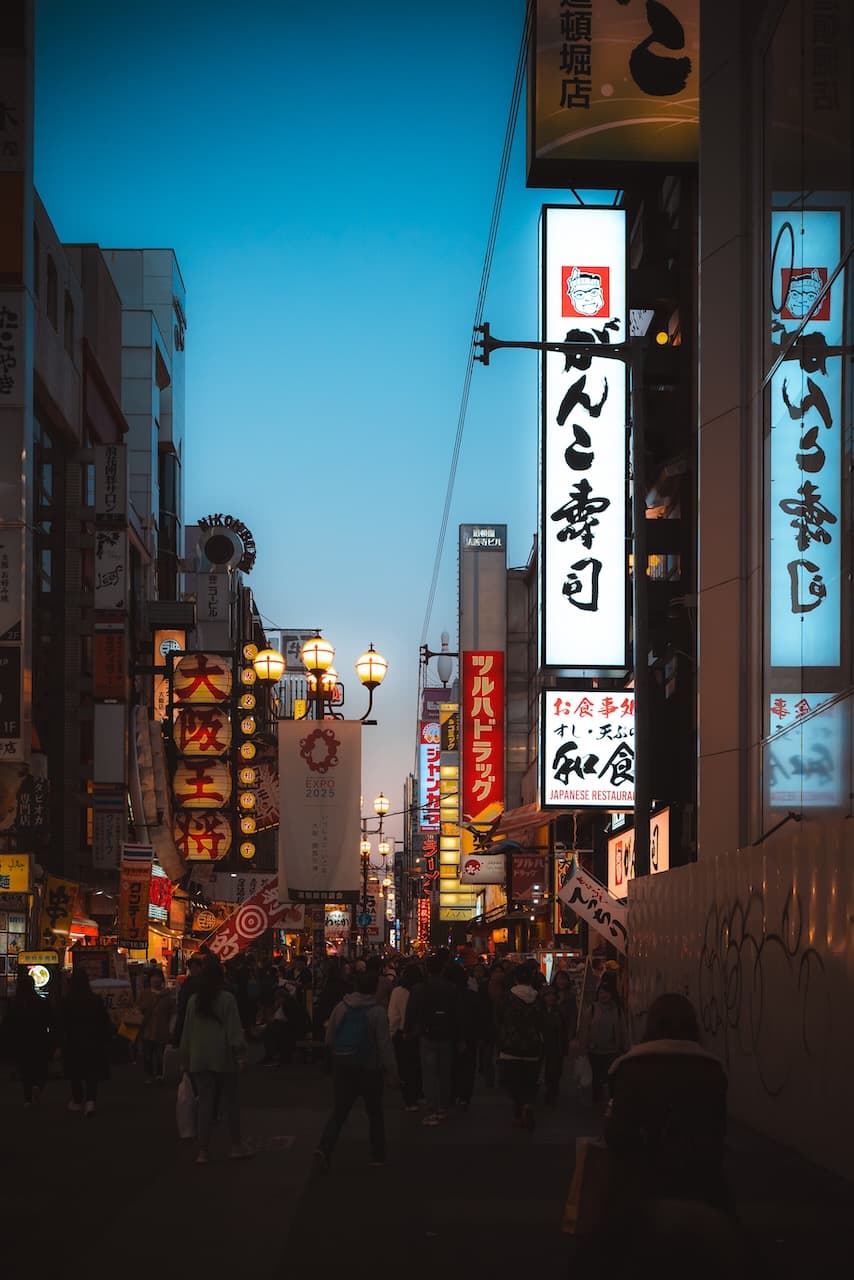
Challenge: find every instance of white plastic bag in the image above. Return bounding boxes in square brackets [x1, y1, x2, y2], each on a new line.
[573, 1054, 593, 1090]
[176, 1073, 197, 1139]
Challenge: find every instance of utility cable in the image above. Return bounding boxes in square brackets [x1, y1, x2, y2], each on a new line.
[418, 0, 532, 649]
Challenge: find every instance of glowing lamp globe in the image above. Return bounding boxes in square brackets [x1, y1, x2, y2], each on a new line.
[301, 635, 335, 674]
[252, 648, 286, 682]
[355, 644, 388, 689]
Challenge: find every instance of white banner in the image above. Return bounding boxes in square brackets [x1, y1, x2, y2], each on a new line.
[94, 443, 127, 521]
[278, 719, 362, 901]
[459, 851, 507, 884]
[94, 529, 127, 611]
[541, 689, 635, 808]
[558, 862, 628, 954]
[541, 206, 628, 669]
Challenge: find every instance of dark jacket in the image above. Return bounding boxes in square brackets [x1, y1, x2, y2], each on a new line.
[604, 1038, 729, 1208]
[3, 994, 52, 1065]
[61, 992, 113, 1080]
[405, 976, 460, 1042]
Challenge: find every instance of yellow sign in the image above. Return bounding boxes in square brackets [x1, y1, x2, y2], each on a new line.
[38, 874, 77, 947]
[294, 699, 307, 720]
[16, 950, 59, 967]
[0, 852, 32, 893]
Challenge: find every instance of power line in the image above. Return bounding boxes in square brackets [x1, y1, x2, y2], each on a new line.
[418, 1, 532, 648]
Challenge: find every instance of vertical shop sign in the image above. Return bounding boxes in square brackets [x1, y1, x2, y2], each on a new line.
[117, 844, 154, 950]
[419, 721, 441, 831]
[769, 209, 845, 668]
[541, 207, 628, 669]
[461, 651, 505, 825]
[94, 444, 127, 522]
[38, 874, 77, 948]
[541, 689, 635, 807]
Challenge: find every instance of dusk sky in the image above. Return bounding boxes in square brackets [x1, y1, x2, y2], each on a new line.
[34, 0, 611, 841]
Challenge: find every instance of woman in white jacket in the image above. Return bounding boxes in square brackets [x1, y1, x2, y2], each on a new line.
[388, 964, 423, 1111]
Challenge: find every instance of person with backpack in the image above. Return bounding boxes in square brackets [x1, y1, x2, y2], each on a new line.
[404, 953, 460, 1126]
[579, 979, 628, 1105]
[495, 960, 546, 1131]
[314, 969, 398, 1172]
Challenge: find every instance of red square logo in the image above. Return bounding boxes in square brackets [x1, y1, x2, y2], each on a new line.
[561, 265, 610, 318]
[781, 267, 830, 322]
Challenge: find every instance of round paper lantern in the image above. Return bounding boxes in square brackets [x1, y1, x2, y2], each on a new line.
[173, 653, 232, 704]
[173, 759, 232, 809]
[173, 810, 233, 861]
[174, 706, 232, 757]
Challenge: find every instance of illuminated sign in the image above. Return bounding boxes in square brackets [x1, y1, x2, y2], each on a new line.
[528, 0, 699, 184]
[767, 693, 847, 810]
[461, 652, 505, 823]
[769, 209, 844, 668]
[540, 689, 635, 808]
[0, 852, 31, 893]
[541, 207, 628, 669]
[419, 721, 441, 831]
[607, 808, 670, 898]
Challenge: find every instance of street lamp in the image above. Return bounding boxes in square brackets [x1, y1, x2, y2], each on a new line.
[252, 648, 286, 683]
[360, 793, 391, 954]
[300, 636, 388, 722]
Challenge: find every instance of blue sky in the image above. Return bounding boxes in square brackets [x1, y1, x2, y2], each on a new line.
[35, 0, 605, 840]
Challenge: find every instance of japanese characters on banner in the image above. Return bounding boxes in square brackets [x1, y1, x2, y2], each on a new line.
[94, 529, 127, 611]
[416, 897, 431, 945]
[461, 652, 505, 824]
[278, 720, 362, 902]
[510, 853, 547, 900]
[94, 444, 128, 522]
[769, 209, 845, 668]
[0, 852, 32, 893]
[558, 861, 628, 955]
[201, 876, 303, 962]
[325, 905, 351, 940]
[117, 844, 153, 950]
[418, 721, 441, 831]
[541, 207, 628, 669]
[169, 654, 234, 862]
[459, 851, 507, 885]
[608, 808, 670, 898]
[541, 690, 635, 808]
[528, 0, 699, 183]
[767, 693, 847, 810]
[148, 863, 173, 924]
[38, 874, 78, 949]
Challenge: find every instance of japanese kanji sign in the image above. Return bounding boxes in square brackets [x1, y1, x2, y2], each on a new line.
[528, 0, 699, 185]
[558, 861, 628, 954]
[767, 692, 846, 810]
[541, 689, 635, 808]
[202, 876, 303, 962]
[769, 208, 844, 668]
[541, 206, 628, 669]
[38, 874, 77, 948]
[0, 851, 31, 893]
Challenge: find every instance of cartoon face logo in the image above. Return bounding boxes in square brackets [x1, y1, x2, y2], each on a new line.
[781, 268, 829, 322]
[562, 266, 609, 318]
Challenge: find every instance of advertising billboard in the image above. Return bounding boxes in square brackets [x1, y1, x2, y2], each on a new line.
[419, 720, 441, 831]
[541, 689, 635, 809]
[541, 207, 628, 670]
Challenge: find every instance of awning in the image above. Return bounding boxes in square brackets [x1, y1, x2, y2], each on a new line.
[494, 803, 574, 842]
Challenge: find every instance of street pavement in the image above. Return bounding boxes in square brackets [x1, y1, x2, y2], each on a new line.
[4, 1048, 849, 1277]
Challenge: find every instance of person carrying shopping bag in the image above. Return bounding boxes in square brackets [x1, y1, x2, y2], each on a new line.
[179, 955, 251, 1164]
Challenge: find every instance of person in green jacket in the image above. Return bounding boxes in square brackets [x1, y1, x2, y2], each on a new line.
[179, 955, 251, 1164]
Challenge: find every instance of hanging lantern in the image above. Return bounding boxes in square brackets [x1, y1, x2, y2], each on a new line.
[173, 653, 232, 704]
[240, 715, 257, 736]
[173, 810, 233, 861]
[239, 766, 258, 787]
[240, 816, 257, 835]
[239, 741, 257, 760]
[240, 841, 256, 860]
[173, 759, 232, 809]
[238, 790, 257, 811]
[174, 706, 232, 757]
[240, 667, 257, 686]
[239, 692, 256, 711]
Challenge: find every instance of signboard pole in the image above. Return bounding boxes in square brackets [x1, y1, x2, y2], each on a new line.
[630, 346, 650, 877]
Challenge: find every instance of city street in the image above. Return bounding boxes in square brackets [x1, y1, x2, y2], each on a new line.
[5, 1049, 848, 1276]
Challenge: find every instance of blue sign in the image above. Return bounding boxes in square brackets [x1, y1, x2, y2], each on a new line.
[357, 912, 372, 928]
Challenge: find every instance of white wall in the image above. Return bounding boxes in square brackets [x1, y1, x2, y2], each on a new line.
[628, 818, 854, 1179]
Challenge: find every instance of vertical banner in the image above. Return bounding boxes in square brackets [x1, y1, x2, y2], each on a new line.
[94, 529, 127, 611]
[461, 651, 506, 826]
[117, 844, 154, 950]
[94, 443, 128, 522]
[541, 207, 628, 669]
[38, 874, 78, 948]
[769, 208, 844, 668]
[278, 719, 362, 902]
[418, 721, 441, 830]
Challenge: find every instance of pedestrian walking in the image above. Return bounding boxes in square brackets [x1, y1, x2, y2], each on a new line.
[541, 985, 569, 1105]
[2, 972, 52, 1107]
[405, 954, 459, 1126]
[495, 960, 546, 1131]
[60, 969, 113, 1115]
[179, 955, 251, 1164]
[314, 969, 398, 1172]
[387, 963, 423, 1111]
[139, 970, 175, 1084]
[446, 963, 478, 1110]
[579, 980, 627, 1105]
[172, 954, 203, 1046]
